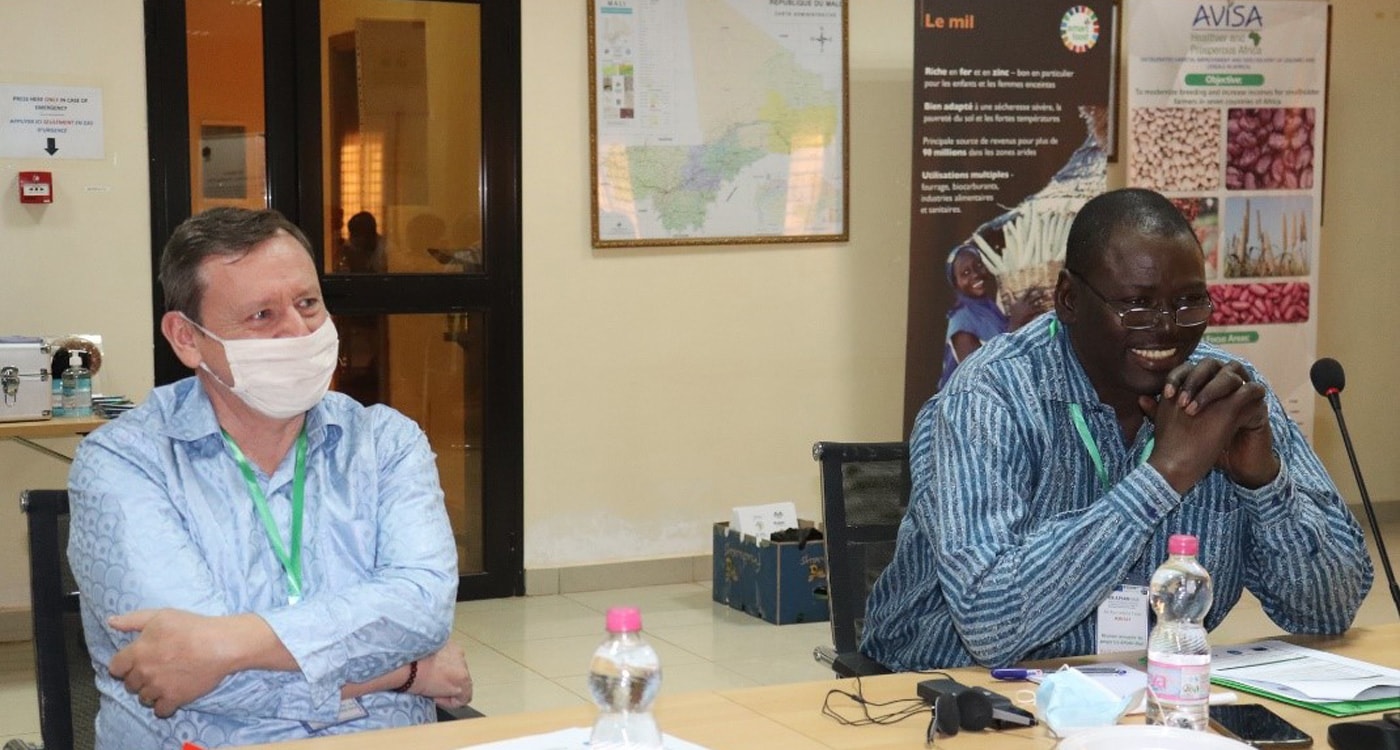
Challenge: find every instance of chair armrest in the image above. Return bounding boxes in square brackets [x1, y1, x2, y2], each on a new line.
[437, 704, 485, 722]
[815, 644, 893, 678]
[832, 650, 893, 678]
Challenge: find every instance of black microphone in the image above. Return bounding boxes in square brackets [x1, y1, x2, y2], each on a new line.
[1311, 357, 1400, 618]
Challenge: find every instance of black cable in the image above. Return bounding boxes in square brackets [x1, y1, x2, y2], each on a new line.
[820, 687, 925, 726]
[819, 671, 956, 728]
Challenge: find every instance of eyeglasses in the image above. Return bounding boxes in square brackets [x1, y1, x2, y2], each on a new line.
[1067, 269, 1213, 330]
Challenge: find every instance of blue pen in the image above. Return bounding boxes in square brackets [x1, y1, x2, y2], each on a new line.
[990, 668, 1044, 680]
[1075, 666, 1129, 675]
[991, 665, 1127, 680]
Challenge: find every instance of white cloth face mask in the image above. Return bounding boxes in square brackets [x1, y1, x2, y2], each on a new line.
[182, 313, 340, 419]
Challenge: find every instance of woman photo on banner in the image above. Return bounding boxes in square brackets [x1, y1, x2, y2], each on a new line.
[938, 243, 1037, 390]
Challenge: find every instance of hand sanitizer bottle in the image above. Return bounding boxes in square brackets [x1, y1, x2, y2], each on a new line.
[61, 351, 93, 418]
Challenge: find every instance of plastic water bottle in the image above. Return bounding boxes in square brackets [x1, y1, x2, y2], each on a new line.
[1146, 534, 1214, 731]
[61, 351, 93, 418]
[588, 606, 663, 750]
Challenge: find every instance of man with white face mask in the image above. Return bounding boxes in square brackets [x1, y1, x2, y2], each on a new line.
[66, 207, 471, 749]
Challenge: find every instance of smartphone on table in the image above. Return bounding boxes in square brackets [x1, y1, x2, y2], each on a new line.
[1209, 703, 1313, 747]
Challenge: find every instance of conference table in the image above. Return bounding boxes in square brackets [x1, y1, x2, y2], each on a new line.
[240, 623, 1400, 749]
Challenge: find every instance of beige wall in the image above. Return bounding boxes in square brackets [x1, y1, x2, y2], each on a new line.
[1, 0, 1396, 613]
[1308, 2, 1400, 503]
[518, 0, 909, 567]
[0, 1, 152, 627]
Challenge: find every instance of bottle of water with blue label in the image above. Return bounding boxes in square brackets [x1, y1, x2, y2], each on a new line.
[1145, 533, 1214, 730]
[589, 606, 663, 750]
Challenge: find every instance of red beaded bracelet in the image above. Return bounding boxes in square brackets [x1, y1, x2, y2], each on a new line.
[393, 660, 418, 693]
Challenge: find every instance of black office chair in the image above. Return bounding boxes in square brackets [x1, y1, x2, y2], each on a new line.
[810, 441, 909, 677]
[21, 489, 97, 750]
[19, 488, 478, 750]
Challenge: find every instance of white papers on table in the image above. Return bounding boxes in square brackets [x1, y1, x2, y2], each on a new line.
[1210, 639, 1400, 703]
[455, 727, 712, 750]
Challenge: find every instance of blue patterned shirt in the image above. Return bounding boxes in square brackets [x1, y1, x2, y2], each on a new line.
[862, 314, 1373, 670]
[68, 377, 458, 749]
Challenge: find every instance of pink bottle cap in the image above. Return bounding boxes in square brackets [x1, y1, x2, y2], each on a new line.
[1168, 534, 1199, 556]
[605, 606, 642, 633]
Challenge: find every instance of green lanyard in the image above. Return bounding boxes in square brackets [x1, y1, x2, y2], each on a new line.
[1051, 318, 1154, 491]
[1067, 403, 1154, 491]
[223, 429, 308, 605]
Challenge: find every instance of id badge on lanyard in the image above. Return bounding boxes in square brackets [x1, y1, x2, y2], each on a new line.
[1067, 404, 1153, 653]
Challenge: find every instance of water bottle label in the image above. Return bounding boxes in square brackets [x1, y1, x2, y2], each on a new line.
[1147, 653, 1211, 703]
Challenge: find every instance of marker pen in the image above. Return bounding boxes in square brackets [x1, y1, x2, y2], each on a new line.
[990, 668, 1044, 680]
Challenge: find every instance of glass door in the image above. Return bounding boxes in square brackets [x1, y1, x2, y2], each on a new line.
[319, 1, 488, 582]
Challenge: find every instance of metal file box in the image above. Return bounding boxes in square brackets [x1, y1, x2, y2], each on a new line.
[0, 339, 55, 422]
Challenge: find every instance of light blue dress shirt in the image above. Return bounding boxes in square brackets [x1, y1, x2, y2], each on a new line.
[862, 313, 1374, 671]
[68, 377, 458, 749]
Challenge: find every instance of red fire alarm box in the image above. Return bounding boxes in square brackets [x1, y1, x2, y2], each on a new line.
[19, 172, 53, 204]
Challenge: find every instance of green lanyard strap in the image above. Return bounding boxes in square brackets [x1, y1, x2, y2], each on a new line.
[1052, 320, 1155, 492]
[223, 428, 308, 605]
[1067, 403, 1154, 492]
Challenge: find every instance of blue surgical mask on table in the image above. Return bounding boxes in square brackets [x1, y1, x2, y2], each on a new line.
[182, 313, 339, 419]
[1033, 666, 1144, 738]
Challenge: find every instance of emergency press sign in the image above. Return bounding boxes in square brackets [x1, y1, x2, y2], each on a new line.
[0, 84, 105, 159]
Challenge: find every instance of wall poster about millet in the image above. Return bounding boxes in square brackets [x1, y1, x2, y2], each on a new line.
[1127, 0, 1328, 434]
[902, 0, 1118, 429]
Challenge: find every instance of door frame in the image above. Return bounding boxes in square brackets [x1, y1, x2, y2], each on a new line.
[143, 0, 524, 600]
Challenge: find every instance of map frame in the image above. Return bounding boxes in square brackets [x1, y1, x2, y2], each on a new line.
[588, 0, 850, 248]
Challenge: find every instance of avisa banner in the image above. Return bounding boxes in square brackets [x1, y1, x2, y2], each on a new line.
[1127, 0, 1328, 435]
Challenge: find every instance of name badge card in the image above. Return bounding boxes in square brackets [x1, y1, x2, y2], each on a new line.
[1097, 583, 1149, 654]
[301, 698, 369, 732]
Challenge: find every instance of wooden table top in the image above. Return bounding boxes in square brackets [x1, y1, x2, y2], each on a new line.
[236, 623, 1400, 749]
[0, 415, 107, 439]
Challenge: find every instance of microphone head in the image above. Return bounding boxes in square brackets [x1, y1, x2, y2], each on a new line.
[1310, 357, 1345, 397]
[956, 690, 994, 731]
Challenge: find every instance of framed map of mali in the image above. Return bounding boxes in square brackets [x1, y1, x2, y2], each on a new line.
[588, 0, 849, 248]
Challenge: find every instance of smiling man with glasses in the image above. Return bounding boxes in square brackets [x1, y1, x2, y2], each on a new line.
[860, 188, 1373, 672]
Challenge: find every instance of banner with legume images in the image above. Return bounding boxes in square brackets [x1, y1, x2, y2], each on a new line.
[1127, 0, 1327, 437]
